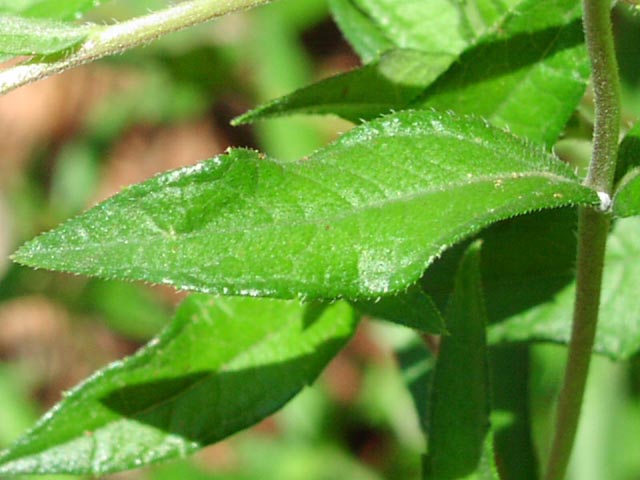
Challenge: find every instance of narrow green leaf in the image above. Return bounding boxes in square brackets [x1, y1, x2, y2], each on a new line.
[233, 49, 455, 125]
[13, 111, 599, 299]
[0, 14, 91, 55]
[328, 0, 392, 63]
[397, 335, 435, 435]
[425, 242, 495, 479]
[613, 167, 640, 217]
[412, 0, 589, 146]
[0, 0, 102, 20]
[489, 216, 640, 360]
[489, 345, 538, 480]
[0, 296, 357, 475]
[354, 285, 446, 333]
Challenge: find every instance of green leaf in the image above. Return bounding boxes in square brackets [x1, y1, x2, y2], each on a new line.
[354, 285, 446, 333]
[412, 0, 589, 146]
[489, 216, 640, 360]
[422, 208, 640, 359]
[615, 120, 640, 183]
[0, 296, 357, 475]
[351, 0, 518, 55]
[613, 168, 640, 218]
[14, 111, 598, 299]
[233, 49, 455, 125]
[425, 242, 496, 479]
[489, 345, 538, 480]
[397, 335, 435, 435]
[481, 209, 577, 324]
[0, 0, 102, 20]
[328, 0, 392, 63]
[13, 111, 598, 299]
[612, 121, 640, 217]
[245, 0, 587, 148]
[0, 14, 91, 55]
[244, 0, 522, 124]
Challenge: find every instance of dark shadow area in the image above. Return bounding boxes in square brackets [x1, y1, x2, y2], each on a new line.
[421, 208, 577, 325]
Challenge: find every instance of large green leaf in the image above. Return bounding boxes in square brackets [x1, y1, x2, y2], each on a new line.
[0, 296, 357, 475]
[0, 0, 102, 20]
[489, 216, 640, 360]
[0, 14, 91, 55]
[425, 243, 497, 479]
[13, 111, 598, 299]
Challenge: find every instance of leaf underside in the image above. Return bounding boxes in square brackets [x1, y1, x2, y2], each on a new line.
[0, 296, 357, 475]
[13, 110, 598, 300]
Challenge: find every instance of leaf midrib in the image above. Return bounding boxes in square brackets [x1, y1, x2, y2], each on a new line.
[26, 170, 588, 255]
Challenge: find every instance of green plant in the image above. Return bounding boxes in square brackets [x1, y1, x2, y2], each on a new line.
[0, 0, 638, 478]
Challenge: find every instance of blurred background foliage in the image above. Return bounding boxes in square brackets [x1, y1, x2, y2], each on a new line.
[0, 1, 640, 479]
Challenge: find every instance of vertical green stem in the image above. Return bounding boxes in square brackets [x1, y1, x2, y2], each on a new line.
[544, 1, 620, 479]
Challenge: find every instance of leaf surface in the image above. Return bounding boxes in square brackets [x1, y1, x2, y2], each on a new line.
[0, 296, 357, 475]
[613, 122, 640, 217]
[613, 168, 640, 218]
[615, 120, 640, 183]
[0, 14, 91, 55]
[351, 0, 519, 55]
[13, 110, 598, 300]
[425, 242, 497, 479]
[328, 0, 392, 62]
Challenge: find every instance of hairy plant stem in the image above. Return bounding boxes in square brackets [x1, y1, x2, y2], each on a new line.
[544, 1, 621, 479]
[0, 0, 273, 95]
